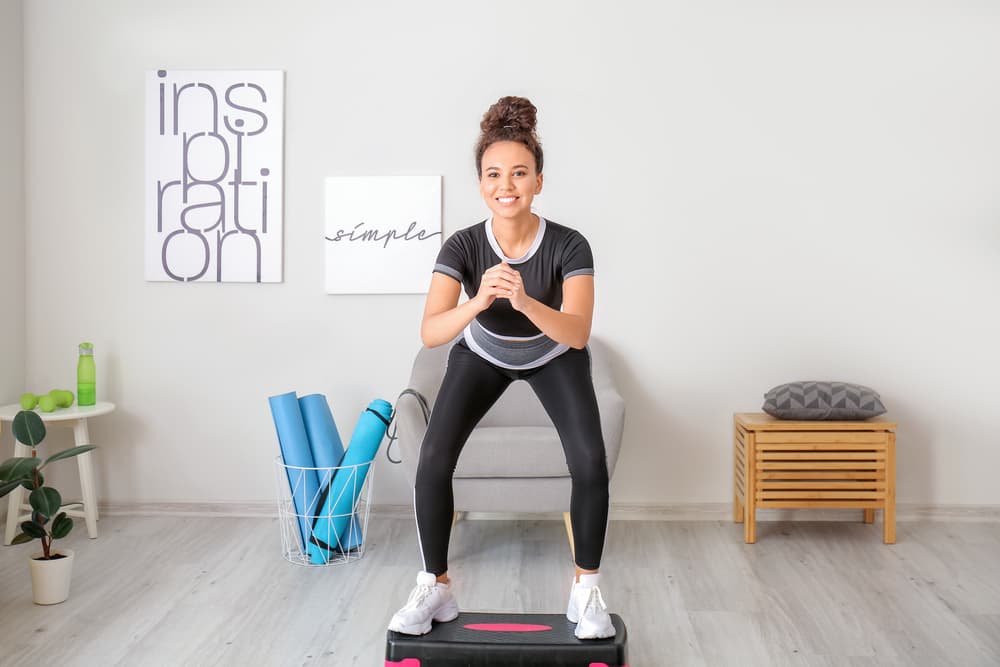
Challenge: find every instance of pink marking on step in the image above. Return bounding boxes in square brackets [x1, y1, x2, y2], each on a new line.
[385, 659, 420, 666]
[463, 622, 553, 632]
[589, 664, 628, 667]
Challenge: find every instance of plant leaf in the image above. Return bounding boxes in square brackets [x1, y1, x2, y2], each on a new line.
[11, 533, 35, 545]
[31, 511, 49, 526]
[42, 445, 97, 467]
[20, 521, 46, 539]
[51, 514, 73, 539]
[29, 487, 61, 518]
[0, 457, 41, 482]
[12, 411, 46, 447]
[0, 479, 25, 498]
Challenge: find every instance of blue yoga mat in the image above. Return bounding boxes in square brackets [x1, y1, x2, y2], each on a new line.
[311, 399, 392, 555]
[268, 391, 329, 564]
[298, 393, 364, 562]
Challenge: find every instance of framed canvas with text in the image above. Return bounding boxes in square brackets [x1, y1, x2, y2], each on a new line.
[325, 175, 442, 295]
[145, 69, 284, 283]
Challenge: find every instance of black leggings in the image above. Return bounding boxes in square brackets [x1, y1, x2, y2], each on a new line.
[414, 341, 609, 575]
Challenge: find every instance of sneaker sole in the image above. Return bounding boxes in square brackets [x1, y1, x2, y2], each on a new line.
[433, 599, 460, 623]
[574, 618, 616, 640]
[388, 618, 433, 636]
[389, 599, 459, 635]
[573, 626, 617, 639]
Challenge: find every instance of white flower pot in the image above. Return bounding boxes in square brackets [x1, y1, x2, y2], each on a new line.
[28, 549, 75, 605]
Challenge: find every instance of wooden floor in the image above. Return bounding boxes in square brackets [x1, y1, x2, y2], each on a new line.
[1, 514, 999, 666]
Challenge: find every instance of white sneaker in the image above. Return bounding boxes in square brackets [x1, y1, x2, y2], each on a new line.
[566, 572, 602, 623]
[566, 577, 587, 623]
[387, 571, 460, 635]
[573, 585, 615, 640]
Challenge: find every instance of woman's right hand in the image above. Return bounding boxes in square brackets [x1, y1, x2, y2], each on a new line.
[473, 261, 518, 311]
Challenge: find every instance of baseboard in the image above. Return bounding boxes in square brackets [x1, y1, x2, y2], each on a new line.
[94, 501, 1000, 522]
[98, 501, 277, 517]
[608, 503, 1000, 522]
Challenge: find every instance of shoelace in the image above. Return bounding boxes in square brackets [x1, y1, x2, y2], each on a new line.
[403, 583, 436, 610]
[583, 585, 607, 614]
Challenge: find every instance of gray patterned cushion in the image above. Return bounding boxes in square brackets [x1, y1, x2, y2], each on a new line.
[762, 381, 886, 420]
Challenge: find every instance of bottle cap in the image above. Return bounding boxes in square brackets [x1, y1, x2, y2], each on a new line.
[79, 342, 94, 355]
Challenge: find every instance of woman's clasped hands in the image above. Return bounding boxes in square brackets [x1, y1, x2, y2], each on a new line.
[475, 261, 529, 311]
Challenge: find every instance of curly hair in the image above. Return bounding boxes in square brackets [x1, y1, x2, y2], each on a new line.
[474, 96, 544, 178]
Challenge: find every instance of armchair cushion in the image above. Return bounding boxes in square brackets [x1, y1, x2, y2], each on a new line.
[455, 426, 567, 478]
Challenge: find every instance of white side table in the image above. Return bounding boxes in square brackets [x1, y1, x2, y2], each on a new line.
[1, 401, 114, 544]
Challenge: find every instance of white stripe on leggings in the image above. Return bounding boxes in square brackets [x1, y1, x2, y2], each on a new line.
[413, 487, 427, 573]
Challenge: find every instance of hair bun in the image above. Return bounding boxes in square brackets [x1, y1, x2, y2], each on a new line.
[480, 96, 538, 135]
[474, 95, 544, 177]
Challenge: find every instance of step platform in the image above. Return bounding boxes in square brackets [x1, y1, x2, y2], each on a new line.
[386, 611, 628, 667]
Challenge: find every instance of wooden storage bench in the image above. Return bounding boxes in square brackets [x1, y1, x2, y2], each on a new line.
[734, 412, 896, 544]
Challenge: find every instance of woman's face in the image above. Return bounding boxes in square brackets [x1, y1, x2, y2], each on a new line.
[479, 141, 543, 222]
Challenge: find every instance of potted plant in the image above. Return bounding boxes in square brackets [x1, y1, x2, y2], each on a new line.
[0, 409, 96, 604]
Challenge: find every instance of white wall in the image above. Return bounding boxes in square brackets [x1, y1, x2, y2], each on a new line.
[19, 1, 1000, 509]
[0, 0, 25, 407]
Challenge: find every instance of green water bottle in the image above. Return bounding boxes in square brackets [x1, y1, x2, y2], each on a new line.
[77, 342, 96, 406]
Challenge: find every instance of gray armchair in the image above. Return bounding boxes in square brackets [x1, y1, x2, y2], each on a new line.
[394, 337, 626, 552]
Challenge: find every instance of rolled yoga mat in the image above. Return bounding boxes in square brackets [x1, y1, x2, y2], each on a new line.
[268, 391, 330, 564]
[298, 393, 364, 562]
[310, 398, 392, 557]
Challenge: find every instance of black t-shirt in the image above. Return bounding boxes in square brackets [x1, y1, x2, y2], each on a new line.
[433, 216, 594, 368]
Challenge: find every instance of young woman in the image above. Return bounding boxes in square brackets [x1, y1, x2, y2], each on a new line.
[388, 96, 614, 640]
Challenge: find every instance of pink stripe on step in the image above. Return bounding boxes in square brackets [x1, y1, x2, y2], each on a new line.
[463, 623, 553, 632]
[385, 659, 420, 666]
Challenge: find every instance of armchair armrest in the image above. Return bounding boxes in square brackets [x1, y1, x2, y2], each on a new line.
[392, 343, 451, 486]
[394, 389, 430, 488]
[596, 385, 626, 479]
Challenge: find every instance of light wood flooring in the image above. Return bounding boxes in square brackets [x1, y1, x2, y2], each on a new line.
[1, 514, 999, 666]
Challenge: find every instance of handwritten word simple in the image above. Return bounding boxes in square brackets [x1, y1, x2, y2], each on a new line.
[326, 221, 442, 249]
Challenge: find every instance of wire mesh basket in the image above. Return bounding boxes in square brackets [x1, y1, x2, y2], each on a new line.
[273, 456, 374, 566]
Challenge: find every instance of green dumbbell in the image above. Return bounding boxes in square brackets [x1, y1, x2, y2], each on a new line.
[46, 390, 62, 408]
[49, 389, 74, 408]
[20, 393, 39, 410]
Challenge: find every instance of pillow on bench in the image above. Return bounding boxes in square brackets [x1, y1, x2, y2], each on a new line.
[762, 381, 886, 420]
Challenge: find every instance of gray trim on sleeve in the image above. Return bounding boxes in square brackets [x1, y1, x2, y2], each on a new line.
[564, 268, 595, 279]
[433, 263, 462, 281]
